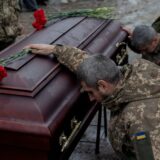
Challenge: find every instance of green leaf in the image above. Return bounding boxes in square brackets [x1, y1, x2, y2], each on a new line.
[47, 7, 114, 21]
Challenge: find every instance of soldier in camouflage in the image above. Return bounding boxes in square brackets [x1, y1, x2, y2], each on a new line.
[26, 43, 160, 160]
[123, 25, 160, 66]
[0, 0, 22, 50]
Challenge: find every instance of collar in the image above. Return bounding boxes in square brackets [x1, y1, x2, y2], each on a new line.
[102, 64, 132, 111]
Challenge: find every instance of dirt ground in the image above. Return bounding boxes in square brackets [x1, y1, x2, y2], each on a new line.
[18, 0, 160, 160]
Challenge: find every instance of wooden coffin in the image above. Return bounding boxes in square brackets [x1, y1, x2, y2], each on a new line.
[0, 17, 127, 160]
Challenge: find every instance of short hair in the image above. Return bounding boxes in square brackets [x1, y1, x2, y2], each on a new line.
[76, 55, 121, 87]
[131, 25, 157, 50]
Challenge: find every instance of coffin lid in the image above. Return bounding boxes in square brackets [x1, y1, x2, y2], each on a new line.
[0, 17, 127, 97]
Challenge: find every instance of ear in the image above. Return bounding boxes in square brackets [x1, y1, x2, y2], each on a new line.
[97, 80, 109, 93]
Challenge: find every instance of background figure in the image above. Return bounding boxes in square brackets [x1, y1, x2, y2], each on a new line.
[19, 0, 38, 11]
[36, 0, 48, 5]
[0, 0, 22, 51]
[19, 0, 48, 12]
[123, 22, 160, 65]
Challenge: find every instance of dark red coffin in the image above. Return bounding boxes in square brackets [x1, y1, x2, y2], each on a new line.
[0, 17, 127, 160]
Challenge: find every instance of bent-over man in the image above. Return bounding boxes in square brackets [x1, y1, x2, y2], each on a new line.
[26, 44, 160, 160]
[123, 25, 160, 66]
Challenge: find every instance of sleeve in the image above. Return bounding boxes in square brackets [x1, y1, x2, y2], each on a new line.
[131, 131, 155, 160]
[53, 45, 89, 72]
[123, 101, 160, 160]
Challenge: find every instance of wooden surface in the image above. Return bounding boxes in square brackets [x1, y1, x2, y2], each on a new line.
[0, 17, 127, 160]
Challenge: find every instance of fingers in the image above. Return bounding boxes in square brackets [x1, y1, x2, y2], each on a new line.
[31, 48, 51, 55]
[23, 44, 42, 54]
[31, 49, 42, 54]
[24, 44, 35, 50]
[23, 44, 43, 54]
[24, 44, 40, 49]
[23, 44, 54, 55]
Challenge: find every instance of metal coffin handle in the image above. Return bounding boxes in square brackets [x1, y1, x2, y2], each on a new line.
[59, 118, 81, 152]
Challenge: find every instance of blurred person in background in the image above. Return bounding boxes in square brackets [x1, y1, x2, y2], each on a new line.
[0, 0, 22, 51]
[19, 0, 48, 12]
[123, 18, 160, 65]
[19, 0, 38, 11]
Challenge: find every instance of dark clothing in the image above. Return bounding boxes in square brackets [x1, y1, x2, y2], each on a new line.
[21, 0, 38, 11]
[20, 0, 48, 12]
[36, 0, 48, 5]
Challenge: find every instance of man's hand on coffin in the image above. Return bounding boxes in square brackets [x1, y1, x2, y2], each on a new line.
[122, 25, 134, 38]
[24, 44, 55, 55]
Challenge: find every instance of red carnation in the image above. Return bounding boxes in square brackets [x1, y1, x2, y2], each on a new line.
[32, 22, 44, 30]
[0, 66, 7, 81]
[32, 8, 47, 30]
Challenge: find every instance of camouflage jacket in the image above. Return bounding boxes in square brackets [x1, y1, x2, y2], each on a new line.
[102, 58, 160, 160]
[53, 45, 160, 160]
[0, 0, 21, 45]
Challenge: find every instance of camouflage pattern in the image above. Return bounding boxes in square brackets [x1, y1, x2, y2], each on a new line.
[140, 18, 160, 66]
[102, 58, 160, 160]
[52, 45, 160, 160]
[0, 0, 21, 49]
[54, 45, 89, 72]
[142, 40, 160, 65]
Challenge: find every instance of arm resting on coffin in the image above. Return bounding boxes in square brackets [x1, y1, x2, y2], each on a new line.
[25, 44, 89, 72]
